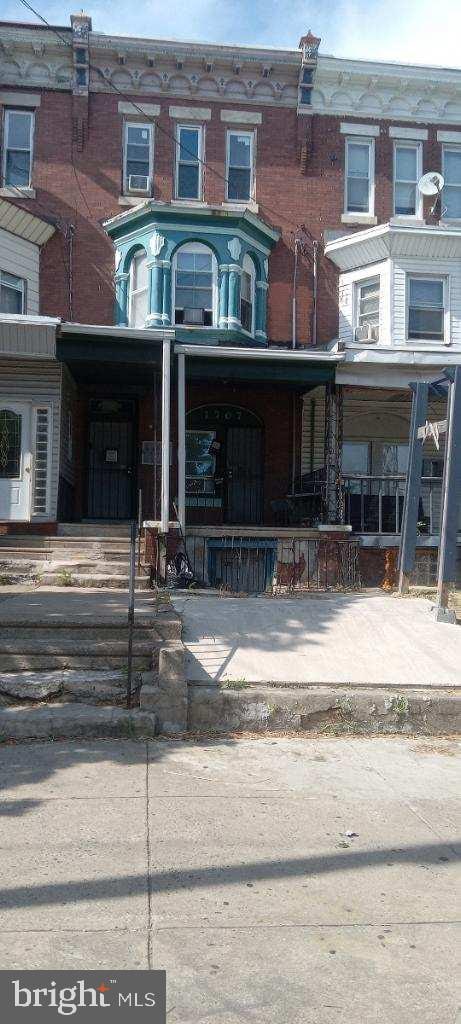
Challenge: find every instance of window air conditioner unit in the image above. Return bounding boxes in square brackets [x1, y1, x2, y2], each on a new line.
[183, 307, 205, 325]
[128, 174, 150, 194]
[355, 324, 379, 343]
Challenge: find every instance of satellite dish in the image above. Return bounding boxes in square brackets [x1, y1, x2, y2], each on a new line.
[418, 171, 444, 196]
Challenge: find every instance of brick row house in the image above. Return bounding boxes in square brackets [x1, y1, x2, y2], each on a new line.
[0, 12, 460, 588]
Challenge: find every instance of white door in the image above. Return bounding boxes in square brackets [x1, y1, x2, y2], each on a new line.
[0, 403, 32, 521]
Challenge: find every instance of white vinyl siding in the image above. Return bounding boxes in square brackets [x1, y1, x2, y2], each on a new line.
[0, 359, 62, 520]
[0, 227, 39, 314]
[345, 137, 374, 215]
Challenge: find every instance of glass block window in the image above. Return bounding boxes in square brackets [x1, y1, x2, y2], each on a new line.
[32, 407, 50, 515]
[0, 409, 21, 478]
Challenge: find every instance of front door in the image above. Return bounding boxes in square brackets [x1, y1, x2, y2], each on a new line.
[0, 403, 32, 521]
[225, 426, 263, 524]
[87, 400, 135, 519]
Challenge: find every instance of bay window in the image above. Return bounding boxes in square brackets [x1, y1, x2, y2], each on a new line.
[442, 146, 461, 220]
[345, 137, 374, 215]
[0, 270, 26, 314]
[407, 276, 446, 342]
[226, 131, 254, 203]
[174, 242, 216, 326]
[176, 125, 203, 200]
[128, 250, 148, 327]
[240, 254, 255, 333]
[394, 142, 422, 217]
[355, 277, 380, 341]
[3, 110, 34, 188]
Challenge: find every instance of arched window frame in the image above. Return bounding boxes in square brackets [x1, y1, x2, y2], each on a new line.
[172, 241, 218, 328]
[128, 249, 148, 328]
[240, 253, 256, 336]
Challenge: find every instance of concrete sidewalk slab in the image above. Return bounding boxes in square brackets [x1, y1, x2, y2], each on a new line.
[172, 591, 461, 688]
[0, 735, 459, 1024]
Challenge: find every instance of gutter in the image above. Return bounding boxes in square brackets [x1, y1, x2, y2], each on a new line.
[173, 343, 344, 361]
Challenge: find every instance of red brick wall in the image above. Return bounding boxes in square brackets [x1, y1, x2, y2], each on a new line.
[7, 86, 450, 343]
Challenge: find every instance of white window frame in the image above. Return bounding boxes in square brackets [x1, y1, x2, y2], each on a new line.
[442, 144, 461, 221]
[344, 136, 375, 216]
[226, 130, 255, 204]
[172, 242, 218, 328]
[393, 141, 423, 219]
[406, 274, 449, 346]
[128, 250, 149, 328]
[123, 121, 154, 196]
[0, 268, 26, 314]
[2, 109, 34, 189]
[175, 123, 204, 201]
[354, 276, 380, 339]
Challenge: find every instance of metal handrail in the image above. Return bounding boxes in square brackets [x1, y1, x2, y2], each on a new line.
[126, 519, 137, 709]
[342, 473, 443, 534]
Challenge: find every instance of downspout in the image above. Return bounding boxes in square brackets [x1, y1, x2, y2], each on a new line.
[292, 236, 299, 349]
[312, 239, 318, 347]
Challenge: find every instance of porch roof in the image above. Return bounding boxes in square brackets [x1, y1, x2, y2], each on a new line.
[56, 322, 173, 386]
[174, 342, 342, 386]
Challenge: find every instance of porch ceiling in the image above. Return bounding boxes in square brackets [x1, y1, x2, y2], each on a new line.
[56, 324, 165, 385]
[175, 345, 338, 387]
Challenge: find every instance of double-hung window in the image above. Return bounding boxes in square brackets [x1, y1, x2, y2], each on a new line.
[128, 251, 148, 328]
[174, 243, 215, 326]
[355, 277, 380, 341]
[345, 137, 374, 215]
[0, 270, 26, 314]
[226, 131, 254, 203]
[176, 125, 202, 200]
[240, 254, 255, 334]
[3, 110, 34, 188]
[394, 142, 422, 217]
[442, 146, 461, 220]
[407, 276, 446, 342]
[123, 122, 153, 195]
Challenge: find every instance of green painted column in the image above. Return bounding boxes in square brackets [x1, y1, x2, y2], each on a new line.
[146, 259, 164, 328]
[219, 266, 229, 328]
[162, 262, 171, 325]
[114, 272, 129, 326]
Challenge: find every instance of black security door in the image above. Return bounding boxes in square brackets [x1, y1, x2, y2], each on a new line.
[87, 400, 135, 519]
[225, 426, 263, 524]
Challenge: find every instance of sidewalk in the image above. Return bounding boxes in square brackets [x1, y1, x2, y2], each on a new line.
[0, 735, 459, 1023]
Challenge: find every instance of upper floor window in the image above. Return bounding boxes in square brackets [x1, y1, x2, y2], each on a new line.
[442, 146, 461, 220]
[394, 142, 422, 217]
[123, 122, 153, 196]
[407, 276, 446, 343]
[240, 254, 255, 334]
[2, 110, 34, 188]
[174, 242, 216, 326]
[226, 131, 254, 203]
[0, 270, 26, 314]
[345, 138, 374, 215]
[175, 125, 203, 200]
[355, 277, 380, 342]
[128, 250, 148, 328]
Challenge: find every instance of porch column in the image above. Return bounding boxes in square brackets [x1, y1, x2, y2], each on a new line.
[218, 266, 229, 328]
[228, 265, 242, 329]
[114, 272, 129, 326]
[146, 259, 164, 328]
[435, 367, 461, 621]
[255, 280, 268, 343]
[161, 336, 171, 533]
[397, 382, 429, 596]
[325, 383, 343, 523]
[177, 351, 186, 531]
[162, 261, 172, 325]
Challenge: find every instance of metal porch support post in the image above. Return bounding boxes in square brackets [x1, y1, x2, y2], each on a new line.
[177, 351, 186, 532]
[397, 381, 429, 595]
[435, 367, 461, 622]
[160, 336, 171, 534]
[325, 383, 343, 524]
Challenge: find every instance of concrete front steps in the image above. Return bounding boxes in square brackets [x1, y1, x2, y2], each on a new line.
[0, 624, 156, 672]
[0, 704, 157, 741]
[0, 522, 150, 590]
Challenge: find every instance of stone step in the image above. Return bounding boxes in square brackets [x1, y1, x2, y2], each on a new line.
[38, 572, 150, 590]
[58, 523, 132, 537]
[0, 703, 157, 740]
[0, 668, 155, 704]
[0, 536, 132, 551]
[0, 653, 152, 671]
[43, 561, 141, 575]
[0, 629, 154, 654]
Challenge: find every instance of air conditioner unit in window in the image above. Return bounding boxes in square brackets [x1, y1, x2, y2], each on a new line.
[128, 174, 150, 194]
[355, 324, 379, 343]
[183, 307, 205, 325]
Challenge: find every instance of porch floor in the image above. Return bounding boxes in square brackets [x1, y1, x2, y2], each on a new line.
[171, 591, 461, 689]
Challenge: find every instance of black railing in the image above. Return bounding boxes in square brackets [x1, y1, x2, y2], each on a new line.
[343, 475, 443, 534]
